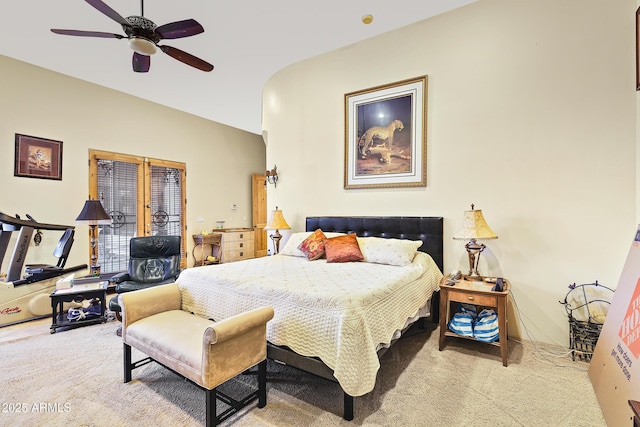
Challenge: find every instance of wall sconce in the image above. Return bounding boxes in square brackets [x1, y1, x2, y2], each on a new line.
[266, 165, 278, 187]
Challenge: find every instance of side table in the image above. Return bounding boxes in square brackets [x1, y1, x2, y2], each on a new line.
[50, 281, 108, 333]
[192, 233, 222, 266]
[438, 275, 510, 366]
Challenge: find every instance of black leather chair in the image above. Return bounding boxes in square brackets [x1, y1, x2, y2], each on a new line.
[108, 235, 181, 319]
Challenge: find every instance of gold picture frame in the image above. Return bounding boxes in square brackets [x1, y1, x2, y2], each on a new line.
[344, 75, 427, 189]
[14, 133, 63, 181]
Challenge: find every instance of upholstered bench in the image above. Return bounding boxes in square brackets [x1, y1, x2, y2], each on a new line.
[119, 283, 274, 427]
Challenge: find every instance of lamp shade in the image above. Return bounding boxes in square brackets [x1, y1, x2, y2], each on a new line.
[264, 208, 290, 230]
[75, 200, 112, 225]
[452, 207, 497, 240]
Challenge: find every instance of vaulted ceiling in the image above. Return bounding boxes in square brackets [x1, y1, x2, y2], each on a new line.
[1, 0, 475, 134]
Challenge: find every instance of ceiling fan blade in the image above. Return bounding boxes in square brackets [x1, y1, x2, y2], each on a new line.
[156, 19, 204, 40]
[159, 45, 213, 72]
[132, 53, 150, 73]
[51, 29, 124, 39]
[85, 0, 130, 27]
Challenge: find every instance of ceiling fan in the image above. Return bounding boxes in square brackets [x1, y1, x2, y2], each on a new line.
[51, 0, 214, 73]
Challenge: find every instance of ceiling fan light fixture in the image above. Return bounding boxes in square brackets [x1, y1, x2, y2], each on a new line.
[128, 37, 157, 55]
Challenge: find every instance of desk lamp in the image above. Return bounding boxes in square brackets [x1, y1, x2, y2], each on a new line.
[76, 199, 112, 277]
[264, 206, 290, 254]
[453, 204, 497, 280]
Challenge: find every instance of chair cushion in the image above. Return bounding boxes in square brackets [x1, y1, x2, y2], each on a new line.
[125, 310, 213, 381]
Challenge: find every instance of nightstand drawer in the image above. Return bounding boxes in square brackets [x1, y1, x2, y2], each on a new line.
[222, 231, 250, 242]
[213, 228, 255, 263]
[448, 290, 497, 307]
[225, 249, 253, 262]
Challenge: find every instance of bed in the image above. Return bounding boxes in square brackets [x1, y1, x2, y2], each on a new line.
[176, 216, 444, 420]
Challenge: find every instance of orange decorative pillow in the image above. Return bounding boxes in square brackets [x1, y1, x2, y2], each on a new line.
[324, 233, 364, 263]
[298, 229, 327, 260]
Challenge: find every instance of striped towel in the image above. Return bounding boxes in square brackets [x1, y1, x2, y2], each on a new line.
[474, 309, 499, 342]
[448, 303, 477, 337]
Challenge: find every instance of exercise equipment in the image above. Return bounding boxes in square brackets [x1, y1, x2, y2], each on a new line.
[0, 212, 87, 327]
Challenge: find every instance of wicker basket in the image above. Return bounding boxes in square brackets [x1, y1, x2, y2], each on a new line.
[560, 281, 614, 361]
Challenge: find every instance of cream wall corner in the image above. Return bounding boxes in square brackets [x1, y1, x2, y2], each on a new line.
[262, 0, 636, 345]
[0, 55, 265, 271]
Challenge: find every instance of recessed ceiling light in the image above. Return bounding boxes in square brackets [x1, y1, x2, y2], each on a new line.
[362, 14, 373, 25]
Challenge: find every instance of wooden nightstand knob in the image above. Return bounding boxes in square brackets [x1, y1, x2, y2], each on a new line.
[468, 296, 475, 301]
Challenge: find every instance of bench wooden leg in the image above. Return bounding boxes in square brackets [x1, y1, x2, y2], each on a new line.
[123, 343, 132, 383]
[258, 359, 267, 408]
[206, 387, 216, 427]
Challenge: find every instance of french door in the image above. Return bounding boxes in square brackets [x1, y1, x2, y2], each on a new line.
[88, 150, 187, 273]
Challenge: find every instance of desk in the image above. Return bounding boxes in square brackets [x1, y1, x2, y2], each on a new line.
[439, 275, 510, 366]
[50, 281, 108, 333]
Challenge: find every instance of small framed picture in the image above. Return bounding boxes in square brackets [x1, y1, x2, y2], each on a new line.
[14, 133, 63, 181]
[344, 76, 427, 189]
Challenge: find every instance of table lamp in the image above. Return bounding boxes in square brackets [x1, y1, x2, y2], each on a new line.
[452, 204, 498, 279]
[264, 206, 290, 254]
[76, 199, 112, 277]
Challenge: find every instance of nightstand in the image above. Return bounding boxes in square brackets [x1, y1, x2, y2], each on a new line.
[438, 275, 510, 366]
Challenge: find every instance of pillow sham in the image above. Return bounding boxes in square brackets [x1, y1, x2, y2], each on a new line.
[298, 228, 327, 260]
[279, 232, 313, 257]
[324, 233, 364, 263]
[356, 236, 423, 266]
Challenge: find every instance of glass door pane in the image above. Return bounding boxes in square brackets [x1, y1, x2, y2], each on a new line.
[96, 159, 140, 273]
[89, 151, 186, 274]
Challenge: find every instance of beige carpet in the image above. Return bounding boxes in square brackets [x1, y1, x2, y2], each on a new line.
[0, 319, 605, 426]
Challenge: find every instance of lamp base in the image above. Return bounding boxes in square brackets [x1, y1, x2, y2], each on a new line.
[269, 230, 283, 255]
[464, 238, 486, 279]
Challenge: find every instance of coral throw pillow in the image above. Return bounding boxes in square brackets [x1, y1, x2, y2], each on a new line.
[298, 229, 327, 260]
[324, 233, 364, 263]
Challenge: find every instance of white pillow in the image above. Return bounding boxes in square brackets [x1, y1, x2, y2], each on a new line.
[279, 232, 312, 257]
[357, 237, 423, 266]
[279, 231, 345, 257]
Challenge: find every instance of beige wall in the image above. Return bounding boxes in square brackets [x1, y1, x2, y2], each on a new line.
[262, 0, 636, 344]
[0, 55, 265, 270]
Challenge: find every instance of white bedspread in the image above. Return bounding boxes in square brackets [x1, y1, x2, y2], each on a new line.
[177, 252, 443, 396]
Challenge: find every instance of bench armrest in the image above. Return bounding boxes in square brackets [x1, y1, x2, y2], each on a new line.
[204, 306, 274, 345]
[120, 283, 181, 327]
[200, 305, 274, 389]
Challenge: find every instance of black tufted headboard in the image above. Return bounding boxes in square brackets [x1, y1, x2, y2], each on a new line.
[305, 216, 444, 272]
